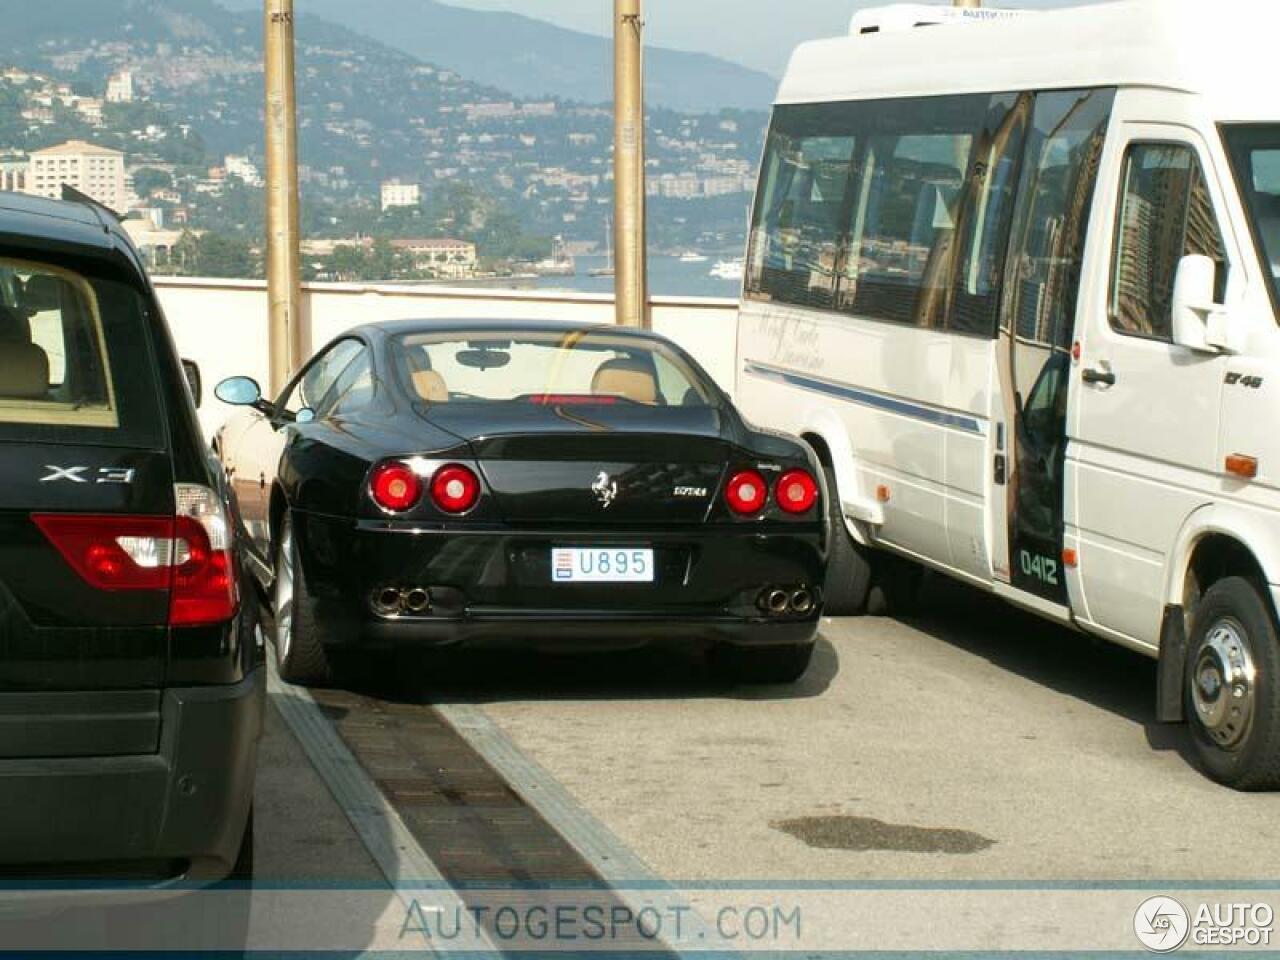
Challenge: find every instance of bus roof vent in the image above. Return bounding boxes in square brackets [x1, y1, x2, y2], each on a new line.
[849, 4, 1029, 36]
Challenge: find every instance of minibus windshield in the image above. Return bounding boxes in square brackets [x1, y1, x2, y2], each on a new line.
[1224, 125, 1280, 311]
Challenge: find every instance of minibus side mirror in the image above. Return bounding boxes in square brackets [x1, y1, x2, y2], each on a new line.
[1171, 254, 1226, 354]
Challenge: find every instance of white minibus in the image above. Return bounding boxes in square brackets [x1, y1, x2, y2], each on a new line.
[736, 0, 1280, 788]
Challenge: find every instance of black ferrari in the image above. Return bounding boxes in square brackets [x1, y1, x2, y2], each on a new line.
[214, 320, 828, 685]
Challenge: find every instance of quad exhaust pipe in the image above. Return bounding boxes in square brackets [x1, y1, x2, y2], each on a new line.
[372, 587, 432, 617]
[757, 586, 816, 617]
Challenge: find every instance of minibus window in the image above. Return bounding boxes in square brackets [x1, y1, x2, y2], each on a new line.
[1001, 88, 1114, 350]
[1110, 144, 1226, 341]
[747, 93, 1021, 333]
[1223, 126, 1280, 317]
[746, 105, 857, 311]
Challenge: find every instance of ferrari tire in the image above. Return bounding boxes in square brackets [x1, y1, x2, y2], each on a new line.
[822, 468, 873, 616]
[273, 514, 335, 687]
[1185, 577, 1280, 790]
[716, 643, 816, 685]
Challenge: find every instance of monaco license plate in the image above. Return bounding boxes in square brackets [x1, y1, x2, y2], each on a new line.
[552, 547, 655, 584]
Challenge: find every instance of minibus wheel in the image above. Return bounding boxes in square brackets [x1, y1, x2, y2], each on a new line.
[273, 514, 335, 686]
[867, 554, 924, 618]
[1186, 577, 1280, 790]
[822, 468, 872, 615]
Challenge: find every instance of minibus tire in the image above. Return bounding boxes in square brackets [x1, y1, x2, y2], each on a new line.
[822, 468, 872, 616]
[273, 515, 335, 687]
[1186, 577, 1280, 790]
[867, 554, 924, 618]
[715, 642, 816, 685]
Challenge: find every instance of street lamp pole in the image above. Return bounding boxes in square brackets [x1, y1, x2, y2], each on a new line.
[264, 0, 303, 394]
[613, 0, 648, 329]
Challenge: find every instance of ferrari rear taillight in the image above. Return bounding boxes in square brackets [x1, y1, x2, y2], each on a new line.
[370, 462, 423, 513]
[775, 469, 819, 514]
[32, 483, 239, 627]
[725, 469, 768, 516]
[431, 464, 481, 514]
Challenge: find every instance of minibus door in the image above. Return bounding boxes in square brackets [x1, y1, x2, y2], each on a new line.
[1006, 338, 1073, 605]
[996, 86, 1114, 607]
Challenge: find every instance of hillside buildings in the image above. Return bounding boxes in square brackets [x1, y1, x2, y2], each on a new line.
[391, 237, 477, 278]
[0, 156, 27, 193]
[381, 179, 421, 211]
[105, 70, 135, 104]
[28, 140, 127, 211]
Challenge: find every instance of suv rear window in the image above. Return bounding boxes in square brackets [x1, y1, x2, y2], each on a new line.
[0, 257, 163, 448]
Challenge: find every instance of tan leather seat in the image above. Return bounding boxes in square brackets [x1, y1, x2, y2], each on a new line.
[591, 359, 658, 404]
[0, 341, 50, 399]
[412, 369, 449, 403]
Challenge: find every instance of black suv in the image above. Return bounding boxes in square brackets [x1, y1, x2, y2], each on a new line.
[0, 192, 262, 883]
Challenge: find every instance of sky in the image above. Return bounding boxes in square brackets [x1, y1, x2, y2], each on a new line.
[438, 0, 1093, 75]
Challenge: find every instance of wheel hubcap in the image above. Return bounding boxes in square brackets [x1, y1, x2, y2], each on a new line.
[274, 524, 294, 663]
[1190, 617, 1257, 752]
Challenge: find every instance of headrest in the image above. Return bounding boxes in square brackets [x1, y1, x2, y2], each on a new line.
[0, 342, 50, 399]
[0, 306, 29, 343]
[19, 275, 65, 314]
[592, 359, 657, 405]
[403, 345, 433, 374]
[412, 369, 449, 404]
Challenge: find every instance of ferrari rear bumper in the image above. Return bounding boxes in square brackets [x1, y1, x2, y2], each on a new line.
[292, 511, 826, 650]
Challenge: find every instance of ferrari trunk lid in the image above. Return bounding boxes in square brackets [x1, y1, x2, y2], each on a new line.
[422, 404, 729, 524]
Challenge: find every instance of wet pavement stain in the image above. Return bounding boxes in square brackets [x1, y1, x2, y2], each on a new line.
[773, 815, 995, 854]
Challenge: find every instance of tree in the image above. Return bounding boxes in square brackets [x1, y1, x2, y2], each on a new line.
[132, 167, 173, 198]
[172, 230, 259, 279]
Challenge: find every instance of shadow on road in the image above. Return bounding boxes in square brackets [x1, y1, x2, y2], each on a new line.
[339, 635, 841, 707]
[904, 573, 1195, 765]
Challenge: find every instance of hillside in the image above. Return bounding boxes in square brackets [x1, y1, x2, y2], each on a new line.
[0, 0, 766, 253]
[216, 0, 780, 113]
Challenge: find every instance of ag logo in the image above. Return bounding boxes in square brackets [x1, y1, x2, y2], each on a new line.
[591, 471, 618, 509]
[1134, 896, 1190, 953]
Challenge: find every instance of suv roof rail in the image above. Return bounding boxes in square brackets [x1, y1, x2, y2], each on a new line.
[849, 3, 1029, 36]
[60, 184, 124, 225]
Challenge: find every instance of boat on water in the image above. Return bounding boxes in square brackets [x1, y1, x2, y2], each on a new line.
[531, 237, 577, 276]
[678, 251, 709, 263]
[709, 259, 745, 281]
[590, 218, 616, 277]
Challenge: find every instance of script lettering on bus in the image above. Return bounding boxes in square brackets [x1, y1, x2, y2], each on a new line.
[760, 316, 824, 373]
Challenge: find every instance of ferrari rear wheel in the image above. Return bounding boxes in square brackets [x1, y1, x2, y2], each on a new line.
[273, 514, 334, 687]
[717, 643, 816, 685]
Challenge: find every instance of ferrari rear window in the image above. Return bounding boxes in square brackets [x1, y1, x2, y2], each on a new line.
[392, 330, 714, 407]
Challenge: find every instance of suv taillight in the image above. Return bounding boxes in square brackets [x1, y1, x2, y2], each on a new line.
[33, 483, 239, 628]
[170, 483, 239, 627]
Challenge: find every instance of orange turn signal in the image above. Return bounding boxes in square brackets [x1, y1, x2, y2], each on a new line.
[1225, 454, 1259, 480]
[876, 484, 892, 503]
[1062, 548, 1079, 569]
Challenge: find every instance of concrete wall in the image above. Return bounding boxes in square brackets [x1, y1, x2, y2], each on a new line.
[153, 277, 740, 436]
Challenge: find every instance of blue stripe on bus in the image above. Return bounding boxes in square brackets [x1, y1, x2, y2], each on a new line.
[743, 361, 985, 436]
